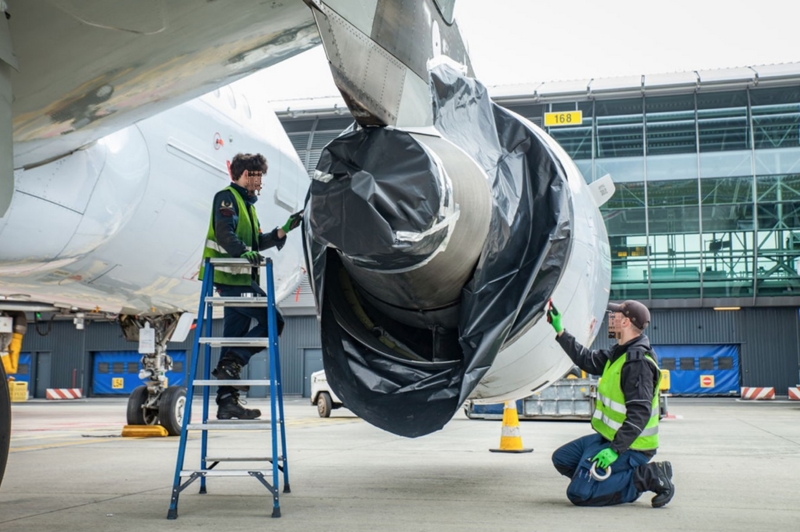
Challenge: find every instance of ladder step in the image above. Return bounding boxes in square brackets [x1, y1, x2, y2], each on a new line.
[180, 469, 271, 477]
[192, 379, 271, 386]
[205, 296, 269, 307]
[204, 456, 280, 462]
[187, 421, 273, 430]
[199, 337, 270, 347]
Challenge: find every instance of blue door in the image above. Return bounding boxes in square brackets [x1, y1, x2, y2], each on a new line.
[92, 351, 186, 395]
[654, 345, 739, 395]
[9, 352, 31, 385]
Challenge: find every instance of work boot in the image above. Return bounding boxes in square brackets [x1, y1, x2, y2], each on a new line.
[212, 355, 249, 391]
[635, 461, 674, 508]
[216, 392, 261, 420]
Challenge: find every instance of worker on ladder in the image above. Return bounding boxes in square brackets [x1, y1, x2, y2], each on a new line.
[199, 153, 303, 420]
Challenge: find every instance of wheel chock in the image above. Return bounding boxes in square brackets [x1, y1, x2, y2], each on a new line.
[121, 424, 169, 437]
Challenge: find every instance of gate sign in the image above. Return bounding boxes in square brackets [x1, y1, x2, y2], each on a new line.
[112, 377, 124, 389]
[700, 375, 715, 388]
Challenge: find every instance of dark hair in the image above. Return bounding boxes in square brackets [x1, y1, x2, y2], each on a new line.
[230, 153, 267, 181]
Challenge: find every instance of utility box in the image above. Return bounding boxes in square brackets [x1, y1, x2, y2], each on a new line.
[8, 380, 28, 402]
[660, 369, 671, 391]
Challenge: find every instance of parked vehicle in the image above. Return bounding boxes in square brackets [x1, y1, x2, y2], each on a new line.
[310, 370, 344, 418]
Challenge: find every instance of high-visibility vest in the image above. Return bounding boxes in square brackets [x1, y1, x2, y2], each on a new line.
[591, 352, 661, 451]
[198, 186, 258, 286]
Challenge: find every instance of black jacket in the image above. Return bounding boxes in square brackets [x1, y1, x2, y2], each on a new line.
[212, 182, 286, 258]
[556, 331, 659, 456]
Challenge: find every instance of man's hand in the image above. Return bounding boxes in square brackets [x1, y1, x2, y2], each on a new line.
[281, 211, 304, 233]
[546, 300, 563, 334]
[241, 250, 262, 265]
[592, 448, 619, 470]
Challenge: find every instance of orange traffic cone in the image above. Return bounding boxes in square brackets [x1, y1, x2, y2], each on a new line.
[489, 401, 533, 453]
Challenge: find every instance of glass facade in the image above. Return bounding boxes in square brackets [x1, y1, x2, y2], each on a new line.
[511, 85, 800, 303]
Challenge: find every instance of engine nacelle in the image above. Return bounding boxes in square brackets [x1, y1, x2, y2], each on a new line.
[304, 64, 610, 437]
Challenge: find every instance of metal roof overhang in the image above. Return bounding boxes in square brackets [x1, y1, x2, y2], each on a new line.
[275, 62, 800, 119]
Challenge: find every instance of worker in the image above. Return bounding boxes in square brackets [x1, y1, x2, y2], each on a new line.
[199, 153, 302, 420]
[546, 299, 675, 508]
[1, 311, 26, 376]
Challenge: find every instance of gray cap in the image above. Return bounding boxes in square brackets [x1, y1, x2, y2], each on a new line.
[607, 300, 650, 330]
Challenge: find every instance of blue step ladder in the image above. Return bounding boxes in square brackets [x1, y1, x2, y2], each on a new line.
[167, 257, 289, 519]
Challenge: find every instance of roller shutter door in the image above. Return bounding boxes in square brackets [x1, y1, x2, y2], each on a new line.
[654, 345, 739, 395]
[92, 351, 186, 395]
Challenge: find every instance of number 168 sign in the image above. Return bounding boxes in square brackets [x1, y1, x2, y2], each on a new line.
[544, 111, 583, 127]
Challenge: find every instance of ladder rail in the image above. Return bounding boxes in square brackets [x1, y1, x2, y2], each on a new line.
[266, 260, 281, 514]
[199, 282, 214, 494]
[268, 261, 290, 493]
[168, 259, 213, 519]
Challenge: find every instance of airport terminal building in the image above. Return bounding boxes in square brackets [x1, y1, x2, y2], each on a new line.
[275, 62, 800, 396]
[15, 62, 800, 399]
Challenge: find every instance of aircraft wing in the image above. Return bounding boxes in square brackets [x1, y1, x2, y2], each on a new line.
[4, 0, 317, 170]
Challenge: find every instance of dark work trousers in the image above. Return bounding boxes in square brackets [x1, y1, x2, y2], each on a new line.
[215, 284, 285, 398]
[552, 433, 652, 506]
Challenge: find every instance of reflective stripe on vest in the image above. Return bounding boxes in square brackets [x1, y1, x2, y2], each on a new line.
[591, 352, 661, 450]
[198, 186, 258, 286]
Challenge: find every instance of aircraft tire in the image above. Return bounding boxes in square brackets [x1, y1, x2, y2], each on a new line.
[158, 386, 186, 436]
[317, 392, 332, 418]
[0, 362, 10, 489]
[127, 385, 158, 426]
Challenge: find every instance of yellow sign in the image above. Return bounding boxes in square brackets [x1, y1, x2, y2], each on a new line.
[700, 375, 715, 388]
[544, 111, 583, 127]
[112, 377, 124, 389]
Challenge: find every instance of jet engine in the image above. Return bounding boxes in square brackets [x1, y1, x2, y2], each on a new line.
[303, 63, 611, 437]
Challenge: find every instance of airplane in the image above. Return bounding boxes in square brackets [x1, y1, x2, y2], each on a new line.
[0, 0, 613, 485]
[0, 80, 311, 482]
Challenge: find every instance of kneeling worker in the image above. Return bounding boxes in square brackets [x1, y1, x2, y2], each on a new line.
[546, 299, 674, 507]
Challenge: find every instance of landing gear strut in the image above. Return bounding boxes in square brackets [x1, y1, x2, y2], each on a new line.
[120, 314, 187, 435]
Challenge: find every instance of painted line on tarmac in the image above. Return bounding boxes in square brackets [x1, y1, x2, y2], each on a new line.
[11, 418, 362, 451]
[11, 437, 128, 453]
[12, 429, 121, 440]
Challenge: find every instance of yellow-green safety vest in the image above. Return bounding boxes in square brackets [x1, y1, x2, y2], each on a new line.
[591, 352, 661, 451]
[198, 186, 258, 286]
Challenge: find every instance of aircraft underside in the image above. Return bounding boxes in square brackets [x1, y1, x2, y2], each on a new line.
[0, 0, 613, 489]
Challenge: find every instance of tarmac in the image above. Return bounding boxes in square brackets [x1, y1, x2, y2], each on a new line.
[1, 396, 799, 531]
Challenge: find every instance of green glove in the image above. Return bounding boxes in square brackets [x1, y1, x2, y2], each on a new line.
[241, 250, 262, 266]
[592, 448, 619, 470]
[281, 210, 303, 233]
[546, 300, 563, 333]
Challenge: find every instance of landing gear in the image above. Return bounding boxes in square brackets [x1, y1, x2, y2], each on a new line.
[120, 314, 189, 436]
